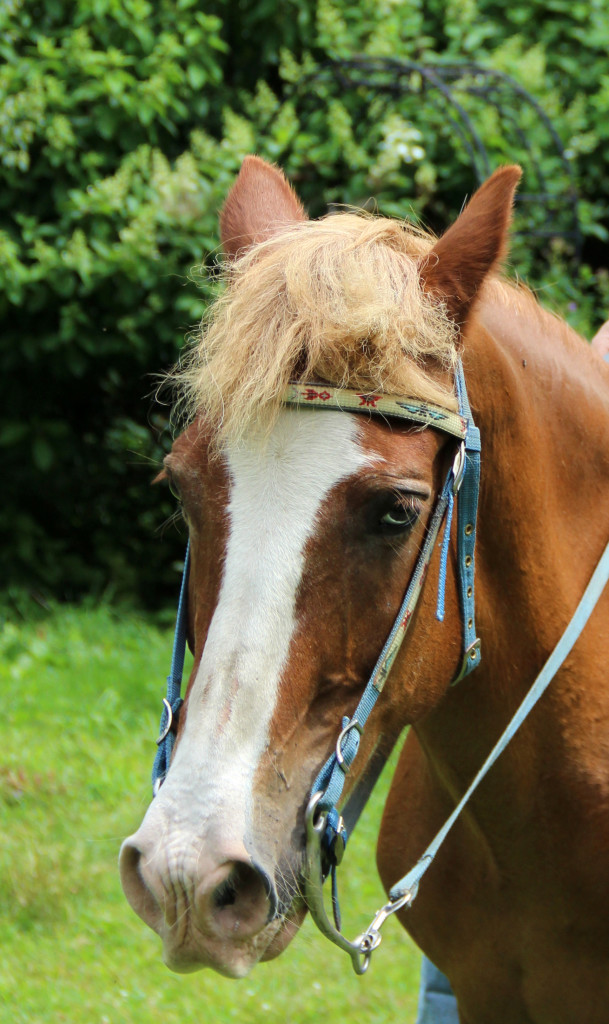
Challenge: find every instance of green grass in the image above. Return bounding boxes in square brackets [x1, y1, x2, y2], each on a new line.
[0, 606, 421, 1023]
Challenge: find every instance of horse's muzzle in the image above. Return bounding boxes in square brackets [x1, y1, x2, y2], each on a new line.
[119, 828, 279, 975]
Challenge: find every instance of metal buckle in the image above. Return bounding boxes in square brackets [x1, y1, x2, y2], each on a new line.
[335, 718, 363, 773]
[452, 441, 466, 494]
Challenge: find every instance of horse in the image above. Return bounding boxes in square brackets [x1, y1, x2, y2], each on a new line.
[119, 156, 609, 1023]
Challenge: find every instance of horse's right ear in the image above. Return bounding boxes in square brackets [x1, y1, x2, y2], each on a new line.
[220, 156, 307, 259]
[419, 165, 522, 331]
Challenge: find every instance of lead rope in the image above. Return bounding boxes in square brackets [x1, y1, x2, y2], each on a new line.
[387, 534, 609, 904]
[304, 359, 609, 975]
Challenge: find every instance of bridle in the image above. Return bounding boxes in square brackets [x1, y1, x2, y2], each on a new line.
[284, 360, 482, 972]
[149, 358, 609, 975]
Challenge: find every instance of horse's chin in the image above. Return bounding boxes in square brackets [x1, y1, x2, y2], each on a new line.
[161, 904, 308, 978]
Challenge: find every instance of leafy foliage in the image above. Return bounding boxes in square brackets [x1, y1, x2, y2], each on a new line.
[4, 0, 609, 604]
[2, 0, 232, 601]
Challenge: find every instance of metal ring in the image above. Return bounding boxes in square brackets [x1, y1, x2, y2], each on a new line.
[305, 790, 328, 835]
[359, 929, 383, 954]
[156, 697, 173, 745]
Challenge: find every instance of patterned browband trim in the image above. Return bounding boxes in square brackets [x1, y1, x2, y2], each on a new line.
[283, 382, 468, 441]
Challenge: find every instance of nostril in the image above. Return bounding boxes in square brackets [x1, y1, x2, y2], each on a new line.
[207, 860, 277, 936]
[213, 873, 238, 910]
[119, 839, 164, 932]
[251, 860, 278, 922]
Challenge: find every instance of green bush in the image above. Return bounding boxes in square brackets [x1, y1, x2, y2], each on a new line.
[4, 0, 609, 604]
[1, 0, 232, 601]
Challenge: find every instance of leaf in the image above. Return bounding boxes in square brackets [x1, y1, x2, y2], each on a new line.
[186, 63, 206, 90]
[31, 437, 55, 472]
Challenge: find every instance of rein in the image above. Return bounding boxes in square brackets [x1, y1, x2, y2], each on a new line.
[150, 358, 609, 977]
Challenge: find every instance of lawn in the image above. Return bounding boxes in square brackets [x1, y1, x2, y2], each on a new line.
[0, 605, 422, 1024]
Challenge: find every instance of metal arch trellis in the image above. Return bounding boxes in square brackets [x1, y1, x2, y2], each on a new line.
[290, 58, 582, 265]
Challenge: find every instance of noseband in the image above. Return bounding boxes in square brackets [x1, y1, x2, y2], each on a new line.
[150, 358, 609, 975]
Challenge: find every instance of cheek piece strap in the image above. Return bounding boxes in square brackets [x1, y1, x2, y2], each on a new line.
[151, 541, 190, 795]
[296, 361, 480, 939]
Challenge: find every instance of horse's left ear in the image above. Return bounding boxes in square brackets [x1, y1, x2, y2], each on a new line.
[419, 165, 522, 330]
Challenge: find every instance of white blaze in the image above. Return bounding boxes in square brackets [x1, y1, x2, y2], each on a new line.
[152, 408, 369, 849]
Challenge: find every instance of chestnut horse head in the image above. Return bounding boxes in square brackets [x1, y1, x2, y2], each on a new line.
[120, 158, 609, 1018]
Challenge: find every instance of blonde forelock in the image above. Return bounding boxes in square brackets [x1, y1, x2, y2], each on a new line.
[172, 212, 460, 444]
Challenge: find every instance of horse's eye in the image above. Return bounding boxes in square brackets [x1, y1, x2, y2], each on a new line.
[167, 473, 181, 501]
[378, 495, 421, 534]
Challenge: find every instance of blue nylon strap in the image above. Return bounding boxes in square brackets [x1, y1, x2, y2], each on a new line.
[152, 542, 190, 793]
[436, 490, 454, 622]
[388, 534, 609, 905]
[454, 361, 481, 678]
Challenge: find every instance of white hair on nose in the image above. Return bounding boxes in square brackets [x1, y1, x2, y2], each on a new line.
[160, 408, 371, 845]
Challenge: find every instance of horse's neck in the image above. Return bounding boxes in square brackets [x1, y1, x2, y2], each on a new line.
[418, 282, 609, 818]
[472, 281, 609, 603]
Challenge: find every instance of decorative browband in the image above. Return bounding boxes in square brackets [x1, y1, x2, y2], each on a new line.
[282, 382, 468, 441]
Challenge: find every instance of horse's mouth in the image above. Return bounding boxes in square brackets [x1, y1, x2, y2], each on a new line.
[161, 900, 308, 977]
[259, 902, 308, 962]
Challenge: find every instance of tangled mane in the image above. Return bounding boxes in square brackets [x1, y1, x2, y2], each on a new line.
[173, 212, 460, 444]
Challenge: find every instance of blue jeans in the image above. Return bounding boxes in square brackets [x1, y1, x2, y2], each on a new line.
[415, 956, 459, 1023]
